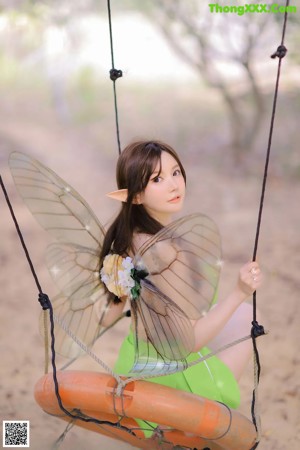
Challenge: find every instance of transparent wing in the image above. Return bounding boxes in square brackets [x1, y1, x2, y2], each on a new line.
[130, 279, 193, 375]
[44, 242, 112, 357]
[130, 214, 222, 375]
[9, 152, 110, 358]
[39, 293, 112, 359]
[46, 242, 103, 303]
[9, 152, 105, 247]
[135, 213, 221, 317]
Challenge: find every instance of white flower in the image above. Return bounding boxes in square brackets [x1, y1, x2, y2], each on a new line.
[100, 254, 135, 299]
[117, 269, 135, 296]
[122, 256, 134, 271]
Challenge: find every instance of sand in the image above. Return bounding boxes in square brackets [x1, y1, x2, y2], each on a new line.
[0, 120, 299, 450]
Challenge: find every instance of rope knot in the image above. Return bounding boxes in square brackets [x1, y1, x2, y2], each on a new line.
[38, 292, 51, 310]
[251, 320, 265, 339]
[271, 45, 287, 59]
[110, 68, 123, 81]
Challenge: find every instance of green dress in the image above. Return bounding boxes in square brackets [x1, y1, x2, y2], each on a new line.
[114, 330, 240, 437]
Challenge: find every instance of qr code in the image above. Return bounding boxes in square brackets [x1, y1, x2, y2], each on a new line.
[3, 421, 30, 447]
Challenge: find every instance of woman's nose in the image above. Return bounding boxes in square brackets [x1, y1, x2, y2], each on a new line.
[168, 177, 178, 190]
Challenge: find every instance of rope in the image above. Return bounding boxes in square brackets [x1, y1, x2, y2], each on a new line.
[0, 174, 256, 442]
[0, 176, 43, 294]
[45, 307, 252, 398]
[250, 1, 290, 445]
[1, 2, 291, 446]
[43, 310, 49, 374]
[59, 309, 131, 371]
[107, 0, 123, 154]
[52, 312, 122, 383]
[0, 175, 136, 437]
[120, 334, 254, 388]
[42, 293, 134, 434]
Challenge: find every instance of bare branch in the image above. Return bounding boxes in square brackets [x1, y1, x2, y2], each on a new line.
[145, 0, 283, 164]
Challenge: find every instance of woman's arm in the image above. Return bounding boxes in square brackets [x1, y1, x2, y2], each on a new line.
[100, 297, 128, 328]
[193, 261, 262, 351]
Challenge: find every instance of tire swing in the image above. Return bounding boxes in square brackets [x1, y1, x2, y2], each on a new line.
[0, 1, 290, 449]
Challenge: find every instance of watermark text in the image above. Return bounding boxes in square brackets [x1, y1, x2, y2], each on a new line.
[208, 3, 297, 15]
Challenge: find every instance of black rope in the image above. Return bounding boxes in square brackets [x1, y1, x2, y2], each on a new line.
[0, 175, 137, 438]
[46, 295, 134, 433]
[0, 176, 43, 294]
[251, 10, 289, 267]
[250, 1, 290, 445]
[107, 0, 122, 154]
[1, 1, 291, 446]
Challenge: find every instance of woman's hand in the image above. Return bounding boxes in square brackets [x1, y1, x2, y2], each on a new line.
[236, 261, 263, 300]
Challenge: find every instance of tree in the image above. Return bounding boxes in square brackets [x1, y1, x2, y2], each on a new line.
[142, 0, 292, 165]
[1, 0, 298, 162]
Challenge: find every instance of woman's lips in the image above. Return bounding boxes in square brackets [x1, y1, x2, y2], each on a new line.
[168, 195, 181, 203]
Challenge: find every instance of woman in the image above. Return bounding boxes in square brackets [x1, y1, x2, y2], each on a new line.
[99, 140, 263, 436]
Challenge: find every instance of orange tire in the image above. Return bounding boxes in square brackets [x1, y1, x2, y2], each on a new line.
[34, 370, 256, 450]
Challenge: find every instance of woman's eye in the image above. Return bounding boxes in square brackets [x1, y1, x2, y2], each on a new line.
[152, 176, 162, 183]
[173, 169, 181, 176]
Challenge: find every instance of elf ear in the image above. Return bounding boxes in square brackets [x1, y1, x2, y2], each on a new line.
[106, 189, 141, 204]
[106, 189, 128, 202]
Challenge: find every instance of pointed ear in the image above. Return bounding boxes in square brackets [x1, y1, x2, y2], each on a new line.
[106, 189, 128, 202]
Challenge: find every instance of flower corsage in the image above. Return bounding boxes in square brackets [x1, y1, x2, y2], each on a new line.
[100, 254, 148, 301]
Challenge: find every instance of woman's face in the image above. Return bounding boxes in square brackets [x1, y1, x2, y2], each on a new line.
[137, 151, 186, 225]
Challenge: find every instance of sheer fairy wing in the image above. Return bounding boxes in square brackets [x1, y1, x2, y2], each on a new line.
[46, 242, 103, 302]
[40, 293, 113, 359]
[129, 214, 222, 375]
[8, 152, 105, 247]
[43, 242, 111, 357]
[135, 213, 221, 318]
[9, 152, 110, 358]
[130, 278, 194, 375]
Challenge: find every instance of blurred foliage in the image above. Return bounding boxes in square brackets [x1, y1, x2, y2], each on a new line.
[0, 0, 299, 173]
[69, 66, 112, 123]
[0, 51, 20, 84]
[138, 0, 300, 164]
[0, 0, 140, 16]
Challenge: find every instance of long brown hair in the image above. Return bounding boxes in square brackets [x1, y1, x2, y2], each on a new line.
[100, 140, 186, 263]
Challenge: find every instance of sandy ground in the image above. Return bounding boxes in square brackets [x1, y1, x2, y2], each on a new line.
[0, 120, 299, 450]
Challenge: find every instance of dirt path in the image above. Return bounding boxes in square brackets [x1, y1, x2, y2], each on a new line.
[0, 119, 299, 449]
